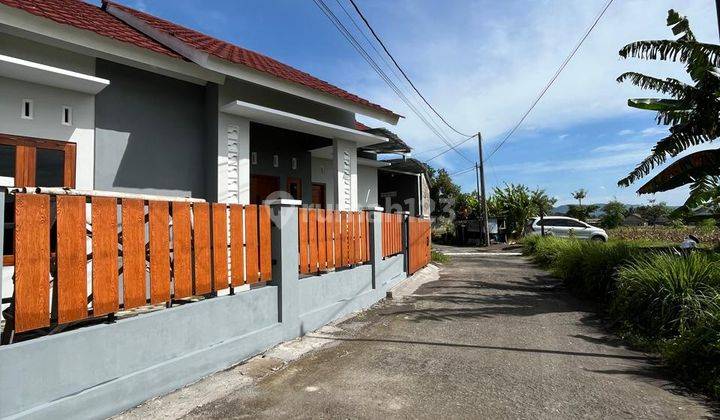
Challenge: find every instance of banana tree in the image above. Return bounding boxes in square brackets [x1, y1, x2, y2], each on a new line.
[617, 9, 720, 210]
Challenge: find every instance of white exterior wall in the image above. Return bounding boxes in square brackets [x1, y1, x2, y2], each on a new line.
[357, 164, 378, 209]
[333, 138, 357, 211]
[311, 157, 335, 208]
[217, 113, 250, 204]
[0, 76, 95, 189]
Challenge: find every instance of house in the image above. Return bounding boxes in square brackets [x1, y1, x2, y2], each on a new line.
[0, 0, 401, 210]
[622, 213, 647, 226]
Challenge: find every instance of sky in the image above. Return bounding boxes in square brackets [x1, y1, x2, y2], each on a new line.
[114, 0, 718, 206]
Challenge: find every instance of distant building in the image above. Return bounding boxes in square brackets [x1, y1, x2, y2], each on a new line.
[622, 214, 647, 226]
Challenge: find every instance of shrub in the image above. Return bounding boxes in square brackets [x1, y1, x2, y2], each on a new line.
[521, 235, 542, 256]
[431, 250, 450, 264]
[662, 316, 720, 399]
[613, 252, 720, 338]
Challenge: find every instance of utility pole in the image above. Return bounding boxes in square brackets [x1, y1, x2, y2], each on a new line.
[476, 132, 490, 247]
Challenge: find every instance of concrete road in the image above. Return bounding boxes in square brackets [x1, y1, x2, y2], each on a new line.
[186, 255, 714, 419]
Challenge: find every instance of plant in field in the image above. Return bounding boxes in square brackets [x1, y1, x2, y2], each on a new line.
[613, 252, 720, 337]
[600, 200, 629, 229]
[637, 200, 671, 225]
[616, 10, 720, 212]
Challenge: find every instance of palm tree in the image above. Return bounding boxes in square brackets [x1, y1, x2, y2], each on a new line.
[617, 9, 720, 210]
[572, 189, 587, 207]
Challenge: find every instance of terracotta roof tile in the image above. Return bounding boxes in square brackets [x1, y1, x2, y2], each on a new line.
[104, 1, 397, 117]
[0, 0, 182, 59]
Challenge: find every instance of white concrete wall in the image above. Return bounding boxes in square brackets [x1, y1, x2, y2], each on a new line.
[217, 113, 250, 204]
[0, 77, 95, 189]
[333, 138, 357, 211]
[311, 157, 335, 208]
[357, 164, 378, 209]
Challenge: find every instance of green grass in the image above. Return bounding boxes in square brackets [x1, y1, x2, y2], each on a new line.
[613, 252, 720, 338]
[522, 235, 720, 400]
[431, 250, 450, 264]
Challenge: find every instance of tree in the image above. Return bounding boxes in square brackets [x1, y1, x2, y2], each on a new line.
[531, 189, 557, 236]
[571, 189, 587, 207]
[637, 200, 671, 225]
[453, 192, 479, 220]
[428, 167, 461, 217]
[600, 200, 628, 229]
[565, 204, 599, 222]
[491, 183, 555, 239]
[616, 9, 720, 212]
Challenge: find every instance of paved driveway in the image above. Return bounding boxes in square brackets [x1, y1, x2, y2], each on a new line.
[174, 255, 715, 418]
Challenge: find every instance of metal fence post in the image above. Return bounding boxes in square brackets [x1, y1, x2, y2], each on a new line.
[363, 207, 384, 291]
[266, 199, 301, 340]
[400, 211, 410, 275]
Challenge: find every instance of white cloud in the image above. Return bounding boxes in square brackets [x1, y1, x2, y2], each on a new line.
[558, 133, 569, 140]
[641, 126, 669, 137]
[591, 141, 653, 153]
[351, 0, 715, 154]
[492, 149, 648, 174]
[618, 129, 634, 136]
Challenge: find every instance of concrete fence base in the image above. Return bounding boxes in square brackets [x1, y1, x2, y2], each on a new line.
[0, 204, 410, 419]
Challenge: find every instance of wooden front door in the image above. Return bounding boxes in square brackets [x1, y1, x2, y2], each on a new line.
[250, 175, 280, 205]
[287, 177, 302, 201]
[311, 183, 326, 209]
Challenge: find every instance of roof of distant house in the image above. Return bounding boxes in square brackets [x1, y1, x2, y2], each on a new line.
[0, 0, 398, 119]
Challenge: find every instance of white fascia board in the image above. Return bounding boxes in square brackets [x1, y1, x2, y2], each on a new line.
[310, 147, 389, 167]
[0, 54, 109, 94]
[221, 100, 389, 147]
[0, 3, 224, 86]
[103, 4, 400, 124]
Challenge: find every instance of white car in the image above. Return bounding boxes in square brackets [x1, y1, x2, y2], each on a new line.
[525, 216, 608, 242]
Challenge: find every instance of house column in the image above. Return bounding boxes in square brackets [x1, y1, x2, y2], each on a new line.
[332, 138, 358, 210]
[217, 115, 250, 204]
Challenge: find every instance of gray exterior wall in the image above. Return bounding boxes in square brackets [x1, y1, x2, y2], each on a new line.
[94, 59, 208, 198]
[219, 78, 356, 128]
[0, 206, 410, 419]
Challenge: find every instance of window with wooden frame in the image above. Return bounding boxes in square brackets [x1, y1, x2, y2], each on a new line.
[0, 133, 76, 265]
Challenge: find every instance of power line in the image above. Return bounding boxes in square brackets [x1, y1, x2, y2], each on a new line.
[313, 0, 474, 164]
[332, 0, 457, 144]
[347, 0, 472, 137]
[483, 0, 615, 163]
[449, 0, 615, 176]
[424, 133, 476, 163]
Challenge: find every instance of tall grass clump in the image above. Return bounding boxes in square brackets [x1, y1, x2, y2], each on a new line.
[662, 315, 720, 399]
[529, 236, 575, 268]
[573, 241, 634, 300]
[613, 252, 720, 337]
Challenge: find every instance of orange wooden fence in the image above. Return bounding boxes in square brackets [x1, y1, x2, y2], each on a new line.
[408, 216, 431, 275]
[298, 208, 369, 274]
[12, 193, 272, 333]
[381, 212, 403, 258]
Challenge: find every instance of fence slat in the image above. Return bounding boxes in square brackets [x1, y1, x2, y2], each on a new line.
[56, 195, 88, 323]
[325, 210, 334, 269]
[229, 204, 244, 287]
[92, 197, 119, 316]
[245, 205, 259, 283]
[149, 201, 171, 304]
[14, 194, 51, 332]
[193, 203, 212, 295]
[211, 203, 229, 292]
[340, 211, 348, 267]
[353, 212, 361, 263]
[298, 207, 309, 274]
[121, 199, 146, 309]
[333, 210, 341, 268]
[308, 209, 318, 272]
[363, 212, 370, 261]
[171, 202, 193, 299]
[317, 209, 327, 271]
[259, 205, 272, 281]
